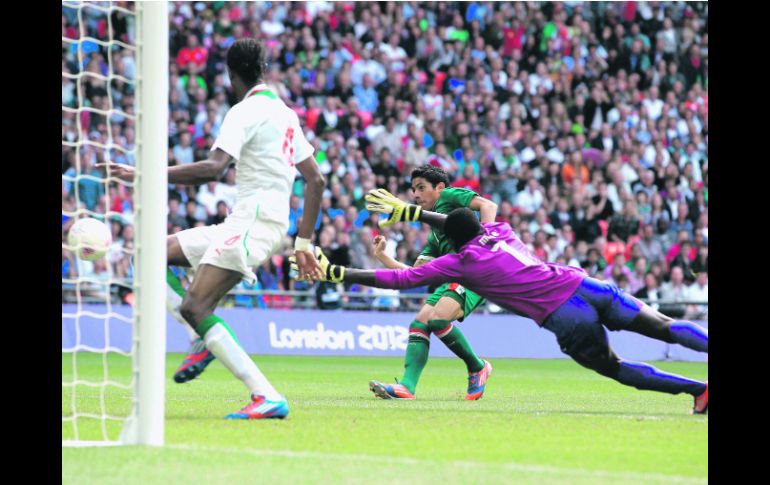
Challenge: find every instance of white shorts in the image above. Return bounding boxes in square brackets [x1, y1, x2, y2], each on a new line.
[174, 202, 286, 285]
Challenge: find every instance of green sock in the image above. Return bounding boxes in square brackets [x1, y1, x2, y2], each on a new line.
[196, 314, 241, 346]
[399, 320, 431, 394]
[166, 269, 239, 345]
[166, 268, 186, 297]
[429, 319, 484, 373]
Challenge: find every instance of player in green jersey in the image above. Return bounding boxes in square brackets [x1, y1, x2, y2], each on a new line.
[368, 166, 497, 400]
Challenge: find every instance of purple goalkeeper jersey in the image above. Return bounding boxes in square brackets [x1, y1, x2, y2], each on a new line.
[375, 222, 587, 325]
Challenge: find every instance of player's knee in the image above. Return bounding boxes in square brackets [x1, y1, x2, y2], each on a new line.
[630, 309, 676, 343]
[416, 305, 437, 323]
[180, 298, 206, 326]
[590, 354, 621, 377]
[427, 318, 453, 335]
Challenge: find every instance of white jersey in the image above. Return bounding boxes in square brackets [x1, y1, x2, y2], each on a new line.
[211, 84, 314, 230]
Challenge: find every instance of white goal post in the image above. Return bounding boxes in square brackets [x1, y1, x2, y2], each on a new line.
[62, 0, 168, 447]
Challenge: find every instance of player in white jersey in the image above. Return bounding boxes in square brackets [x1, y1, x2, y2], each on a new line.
[100, 39, 326, 419]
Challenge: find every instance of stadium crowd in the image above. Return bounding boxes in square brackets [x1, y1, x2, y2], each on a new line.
[62, 1, 708, 318]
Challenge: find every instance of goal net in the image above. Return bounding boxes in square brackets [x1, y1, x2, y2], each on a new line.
[62, 0, 168, 446]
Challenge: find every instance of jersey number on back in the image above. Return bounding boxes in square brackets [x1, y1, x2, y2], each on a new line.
[282, 127, 295, 167]
[491, 240, 541, 266]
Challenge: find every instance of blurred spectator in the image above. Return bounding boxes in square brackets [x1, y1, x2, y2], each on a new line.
[197, 180, 228, 217]
[452, 164, 481, 193]
[173, 131, 195, 165]
[207, 200, 229, 225]
[515, 178, 545, 219]
[669, 202, 694, 240]
[581, 247, 607, 278]
[529, 208, 556, 236]
[691, 244, 708, 275]
[176, 33, 208, 71]
[687, 271, 708, 319]
[184, 199, 206, 228]
[659, 266, 689, 318]
[637, 224, 665, 266]
[603, 253, 633, 287]
[607, 199, 641, 243]
[167, 198, 188, 231]
[64, 151, 104, 211]
[634, 272, 662, 311]
[627, 256, 649, 295]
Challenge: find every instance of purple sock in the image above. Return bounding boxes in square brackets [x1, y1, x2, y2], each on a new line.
[615, 361, 706, 396]
[669, 321, 708, 353]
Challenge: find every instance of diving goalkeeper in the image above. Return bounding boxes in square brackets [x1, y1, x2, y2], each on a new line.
[293, 191, 709, 414]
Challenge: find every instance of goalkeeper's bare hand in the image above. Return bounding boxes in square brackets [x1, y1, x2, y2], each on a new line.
[373, 235, 387, 258]
[95, 162, 135, 182]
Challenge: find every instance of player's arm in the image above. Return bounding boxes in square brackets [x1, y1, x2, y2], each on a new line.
[167, 149, 233, 185]
[468, 195, 498, 223]
[95, 149, 233, 185]
[294, 155, 325, 241]
[294, 155, 326, 280]
[292, 247, 462, 289]
[348, 254, 461, 288]
[372, 235, 410, 269]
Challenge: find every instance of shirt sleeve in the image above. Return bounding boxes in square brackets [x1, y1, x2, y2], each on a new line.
[375, 253, 464, 289]
[441, 187, 478, 208]
[292, 119, 315, 165]
[211, 104, 246, 159]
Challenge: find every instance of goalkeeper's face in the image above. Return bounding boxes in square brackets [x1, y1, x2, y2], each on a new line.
[411, 178, 443, 210]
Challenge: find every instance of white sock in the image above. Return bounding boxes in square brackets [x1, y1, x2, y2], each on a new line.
[203, 323, 282, 401]
[166, 275, 200, 343]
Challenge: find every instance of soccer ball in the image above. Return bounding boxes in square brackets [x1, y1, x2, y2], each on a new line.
[68, 217, 113, 261]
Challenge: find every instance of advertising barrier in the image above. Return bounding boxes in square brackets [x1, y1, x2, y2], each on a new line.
[62, 305, 707, 362]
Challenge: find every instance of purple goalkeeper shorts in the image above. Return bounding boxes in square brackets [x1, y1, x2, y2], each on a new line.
[542, 277, 644, 361]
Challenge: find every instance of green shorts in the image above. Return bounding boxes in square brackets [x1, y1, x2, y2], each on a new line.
[425, 282, 485, 322]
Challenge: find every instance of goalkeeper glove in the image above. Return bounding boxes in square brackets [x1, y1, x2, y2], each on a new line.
[290, 247, 345, 283]
[364, 188, 422, 228]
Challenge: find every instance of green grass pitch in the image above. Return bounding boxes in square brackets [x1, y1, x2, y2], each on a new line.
[63, 353, 707, 484]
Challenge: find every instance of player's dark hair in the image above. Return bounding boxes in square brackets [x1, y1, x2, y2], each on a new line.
[445, 208, 483, 249]
[227, 38, 267, 86]
[411, 166, 449, 188]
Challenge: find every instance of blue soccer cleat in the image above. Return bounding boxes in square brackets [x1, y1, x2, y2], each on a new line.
[465, 359, 493, 400]
[369, 380, 416, 400]
[173, 338, 216, 383]
[226, 394, 289, 420]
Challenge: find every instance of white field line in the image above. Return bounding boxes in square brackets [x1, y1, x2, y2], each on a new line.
[166, 443, 706, 484]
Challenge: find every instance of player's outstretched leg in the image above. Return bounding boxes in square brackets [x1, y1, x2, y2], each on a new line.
[181, 264, 288, 419]
[167, 268, 216, 383]
[428, 319, 490, 400]
[398, 320, 431, 395]
[565, 323, 707, 414]
[369, 319, 425, 399]
[626, 305, 708, 353]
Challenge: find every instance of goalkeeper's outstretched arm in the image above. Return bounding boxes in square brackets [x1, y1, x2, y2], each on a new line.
[417, 209, 448, 231]
[292, 239, 462, 289]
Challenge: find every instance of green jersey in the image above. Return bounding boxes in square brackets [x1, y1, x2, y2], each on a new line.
[418, 187, 478, 261]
